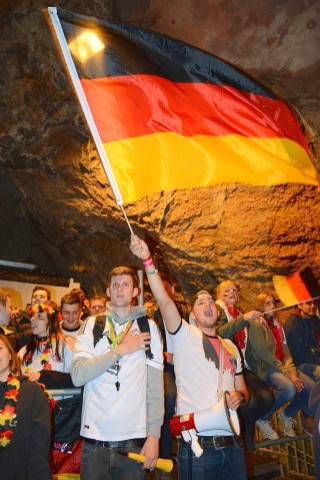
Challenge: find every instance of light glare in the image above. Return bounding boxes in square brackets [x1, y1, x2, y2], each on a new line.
[68, 31, 104, 62]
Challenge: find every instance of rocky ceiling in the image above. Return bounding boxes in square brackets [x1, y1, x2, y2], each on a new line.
[0, 0, 319, 308]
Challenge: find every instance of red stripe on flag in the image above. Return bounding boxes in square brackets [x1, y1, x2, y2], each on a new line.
[81, 75, 308, 151]
[286, 272, 313, 302]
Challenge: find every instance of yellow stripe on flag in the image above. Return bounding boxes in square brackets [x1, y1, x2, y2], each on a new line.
[104, 132, 318, 204]
[273, 275, 299, 306]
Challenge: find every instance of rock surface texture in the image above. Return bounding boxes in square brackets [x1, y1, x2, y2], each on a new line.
[1, 0, 319, 308]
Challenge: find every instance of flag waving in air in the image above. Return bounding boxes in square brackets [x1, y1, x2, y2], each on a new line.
[48, 7, 319, 205]
[273, 267, 320, 307]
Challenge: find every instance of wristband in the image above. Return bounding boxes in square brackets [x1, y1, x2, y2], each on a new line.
[142, 255, 152, 263]
[143, 258, 153, 266]
[144, 260, 154, 268]
[146, 269, 158, 275]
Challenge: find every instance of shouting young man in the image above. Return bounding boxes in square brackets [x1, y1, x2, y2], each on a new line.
[131, 235, 248, 480]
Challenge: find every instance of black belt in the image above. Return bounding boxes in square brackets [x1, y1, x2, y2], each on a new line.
[198, 435, 240, 449]
[84, 438, 145, 449]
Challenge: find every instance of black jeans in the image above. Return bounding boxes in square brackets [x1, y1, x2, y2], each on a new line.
[81, 438, 145, 480]
[239, 368, 275, 449]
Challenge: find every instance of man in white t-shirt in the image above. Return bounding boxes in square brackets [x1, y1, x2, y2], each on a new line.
[131, 234, 248, 480]
[71, 266, 164, 480]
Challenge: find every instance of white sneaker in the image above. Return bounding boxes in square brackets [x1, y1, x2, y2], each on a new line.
[256, 419, 279, 440]
[279, 410, 296, 437]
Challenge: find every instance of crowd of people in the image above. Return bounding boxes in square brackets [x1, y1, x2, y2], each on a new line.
[0, 237, 319, 480]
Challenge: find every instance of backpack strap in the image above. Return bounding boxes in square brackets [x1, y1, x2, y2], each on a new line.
[137, 315, 154, 360]
[93, 315, 107, 347]
[93, 314, 154, 360]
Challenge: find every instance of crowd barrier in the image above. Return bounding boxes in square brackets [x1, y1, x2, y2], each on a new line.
[48, 389, 317, 480]
[254, 412, 315, 479]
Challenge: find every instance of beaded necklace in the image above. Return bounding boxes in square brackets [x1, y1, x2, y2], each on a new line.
[0, 375, 20, 449]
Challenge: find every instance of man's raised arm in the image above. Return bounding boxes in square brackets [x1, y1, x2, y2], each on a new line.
[130, 234, 181, 333]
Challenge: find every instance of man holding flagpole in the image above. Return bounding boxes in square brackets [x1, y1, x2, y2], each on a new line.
[130, 234, 248, 480]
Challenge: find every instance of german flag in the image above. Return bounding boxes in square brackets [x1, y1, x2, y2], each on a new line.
[53, 9, 319, 204]
[273, 267, 320, 306]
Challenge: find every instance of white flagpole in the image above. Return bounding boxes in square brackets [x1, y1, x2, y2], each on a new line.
[47, 7, 124, 206]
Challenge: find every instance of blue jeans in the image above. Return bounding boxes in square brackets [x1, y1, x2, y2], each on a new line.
[286, 371, 315, 416]
[81, 442, 145, 480]
[298, 364, 320, 382]
[177, 440, 247, 480]
[261, 368, 314, 420]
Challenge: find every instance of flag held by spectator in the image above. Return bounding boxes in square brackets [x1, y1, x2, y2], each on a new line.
[273, 267, 320, 306]
[48, 8, 319, 205]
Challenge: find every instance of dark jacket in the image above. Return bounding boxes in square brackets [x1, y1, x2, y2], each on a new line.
[7, 310, 32, 351]
[284, 313, 320, 367]
[0, 376, 52, 480]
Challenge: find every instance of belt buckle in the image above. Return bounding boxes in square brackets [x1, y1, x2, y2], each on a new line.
[212, 436, 223, 450]
[213, 436, 233, 449]
[105, 441, 119, 448]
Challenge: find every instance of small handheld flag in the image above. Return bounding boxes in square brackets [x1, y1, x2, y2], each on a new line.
[273, 267, 320, 307]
